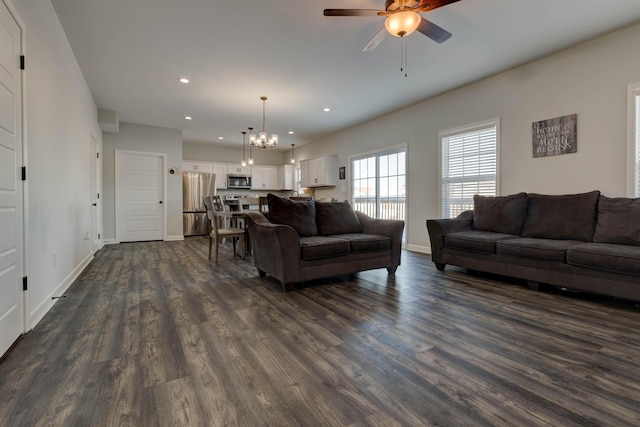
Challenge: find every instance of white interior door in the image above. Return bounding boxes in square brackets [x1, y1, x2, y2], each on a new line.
[90, 133, 101, 252]
[116, 151, 165, 242]
[0, 1, 24, 357]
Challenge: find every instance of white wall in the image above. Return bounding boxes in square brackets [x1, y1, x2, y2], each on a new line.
[183, 141, 287, 166]
[292, 22, 640, 253]
[9, 0, 102, 327]
[103, 122, 183, 241]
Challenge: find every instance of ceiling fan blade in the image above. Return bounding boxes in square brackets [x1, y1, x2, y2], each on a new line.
[323, 9, 381, 17]
[362, 27, 388, 52]
[418, 0, 460, 12]
[417, 17, 452, 43]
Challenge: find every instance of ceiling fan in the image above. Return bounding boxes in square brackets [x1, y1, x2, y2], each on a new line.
[324, 0, 459, 52]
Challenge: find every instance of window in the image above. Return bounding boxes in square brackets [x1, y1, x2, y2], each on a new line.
[439, 118, 500, 218]
[351, 147, 406, 221]
[628, 83, 640, 197]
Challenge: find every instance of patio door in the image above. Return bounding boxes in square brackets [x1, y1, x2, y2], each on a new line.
[351, 147, 406, 221]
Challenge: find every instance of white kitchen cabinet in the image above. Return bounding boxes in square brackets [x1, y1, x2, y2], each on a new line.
[278, 164, 294, 190]
[182, 162, 212, 173]
[228, 164, 251, 175]
[212, 163, 228, 189]
[251, 166, 279, 190]
[300, 160, 310, 188]
[299, 155, 337, 187]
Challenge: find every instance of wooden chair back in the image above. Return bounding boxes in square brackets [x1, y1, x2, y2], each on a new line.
[258, 197, 269, 214]
[203, 195, 246, 262]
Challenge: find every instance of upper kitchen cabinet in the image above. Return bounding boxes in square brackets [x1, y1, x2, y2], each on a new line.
[212, 163, 228, 189]
[300, 155, 337, 188]
[278, 165, 294, 190]
[251, 166, 279, 190]
[182, 162, 212, 173]
[228, 164, 251, 175]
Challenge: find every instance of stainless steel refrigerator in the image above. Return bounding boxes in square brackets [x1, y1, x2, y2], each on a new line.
[183, 171, 216, 236]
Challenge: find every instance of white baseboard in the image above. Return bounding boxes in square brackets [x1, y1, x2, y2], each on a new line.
[406, 244, 430, 254]
[29, 251, 95, 329]
[103, 236, 184, 244]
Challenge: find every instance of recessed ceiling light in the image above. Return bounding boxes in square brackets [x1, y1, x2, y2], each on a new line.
[288, 131, 294, 135]
[323, 107, 331, 112]
[178, 77, 190, 84]
[218, 136, 224, 140]
[185, 116, 192, 120]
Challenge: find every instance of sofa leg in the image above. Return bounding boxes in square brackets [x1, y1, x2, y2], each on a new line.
[435, 262, 446, 271]
[387, 266, 398, 274]
[257, 268, 267, 278]
[526, 280, 540, 291]
[282, 281, 295, 292]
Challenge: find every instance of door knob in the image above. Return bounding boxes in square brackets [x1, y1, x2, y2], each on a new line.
[92, 203, 97, 206]
[159, 201, 163, 204]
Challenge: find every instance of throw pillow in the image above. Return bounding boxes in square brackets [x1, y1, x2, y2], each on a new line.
[315, 201, 362, 235]
[473, 192, 528, 235]
[593, 195, 640, 246]
[267, 193, 318, 237]
[521, 190, 600, 241]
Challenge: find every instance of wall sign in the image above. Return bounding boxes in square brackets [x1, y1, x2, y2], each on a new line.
[532, 113, 577, 158]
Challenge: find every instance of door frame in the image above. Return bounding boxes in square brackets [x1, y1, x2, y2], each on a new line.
[90, 131, 102, 252]
[114, 149, 167, 243]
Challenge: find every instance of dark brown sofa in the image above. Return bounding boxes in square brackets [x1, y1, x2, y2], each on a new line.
[245, 194, 405, 291]
[427, 191, 640, 302]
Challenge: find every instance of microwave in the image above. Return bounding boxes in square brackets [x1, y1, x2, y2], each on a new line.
[227, 174, 252, 189]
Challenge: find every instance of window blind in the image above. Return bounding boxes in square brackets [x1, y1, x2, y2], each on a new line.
[441, 123, 497, 218]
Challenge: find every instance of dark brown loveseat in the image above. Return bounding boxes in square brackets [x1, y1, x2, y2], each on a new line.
[245, 194, 405, 291]
[427, 191, 640, 302]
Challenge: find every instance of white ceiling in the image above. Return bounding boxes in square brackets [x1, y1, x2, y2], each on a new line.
[51, 0, 640, 150]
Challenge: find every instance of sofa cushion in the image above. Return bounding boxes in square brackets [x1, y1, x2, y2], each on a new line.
[267, 193, 317, 237]
[567, 243, 640, 276]
[496, 238, 582, 262]
[299, 236, 350, 260]
[330, 233, 390, 253]
[473, 192, 528, 235]
[593, 195, 640, 246]
[315, 201, 362, 236]
[521, 191, 600, 241]
[445, 230, 520, 254]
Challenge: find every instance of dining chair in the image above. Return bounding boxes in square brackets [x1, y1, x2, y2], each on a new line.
[258, 196, 269, 217]
[203, 196, 246, 262]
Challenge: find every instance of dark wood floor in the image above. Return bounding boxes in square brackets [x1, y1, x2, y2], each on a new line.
[1, 238, 639, 426]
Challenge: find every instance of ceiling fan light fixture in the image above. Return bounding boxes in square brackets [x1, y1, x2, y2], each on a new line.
[385, 11, 421, 37]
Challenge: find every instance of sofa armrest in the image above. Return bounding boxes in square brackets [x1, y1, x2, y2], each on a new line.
[426, 210, 474, 265]
[355, 211, 405, 267]
[244, 211, 302, 283]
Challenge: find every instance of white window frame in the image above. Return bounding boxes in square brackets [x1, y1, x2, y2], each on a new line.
[349, 144, 407, 221]
[438, 117, 501, 218]
[627, 82, 640, 197]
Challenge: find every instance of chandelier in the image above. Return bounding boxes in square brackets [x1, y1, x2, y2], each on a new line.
[250, 96, 278, 148]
